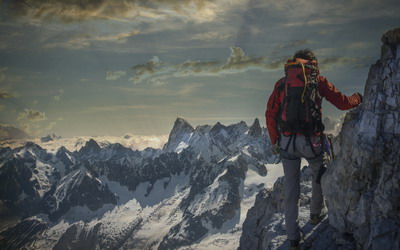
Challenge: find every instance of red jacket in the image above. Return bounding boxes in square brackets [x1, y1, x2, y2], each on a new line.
[265, 75, 362, 145]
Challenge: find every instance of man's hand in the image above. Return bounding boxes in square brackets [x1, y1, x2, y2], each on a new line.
[271, 144, 280, 155]
[356, 92, 363, 102]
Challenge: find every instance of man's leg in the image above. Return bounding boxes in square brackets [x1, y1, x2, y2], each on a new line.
[307, 155, 324, 216]
[282, 157, 301, 241]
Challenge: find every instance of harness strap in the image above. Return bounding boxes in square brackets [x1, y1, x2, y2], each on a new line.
[292, 134, 297, 153]
[306, 135, 318, 157]
[284, 134, 293, 152]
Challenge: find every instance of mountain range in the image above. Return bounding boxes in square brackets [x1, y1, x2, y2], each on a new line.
[0, 117, 278, 249]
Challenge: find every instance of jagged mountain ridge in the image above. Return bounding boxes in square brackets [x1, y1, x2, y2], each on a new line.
[321, 27, 400, 249]
[0, 118, 274, 249]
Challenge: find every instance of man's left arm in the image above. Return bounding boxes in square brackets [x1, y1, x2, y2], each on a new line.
[265, 79, 283, 146]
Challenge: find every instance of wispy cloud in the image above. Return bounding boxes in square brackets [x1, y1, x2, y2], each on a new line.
[15, 108, 47, 136]
[44, 30, 139, 49]
[106, 70, 127, 80]
[130, 46, 288, 84]
[0, 90, 16, 99]
[18, 109, 46, 121]
[192, 31, 232, 41]
[5, 0, 234, 24]
[52, 89, 64, 101]
[0, 123, 30, 140]
[260, 0, 399, 25]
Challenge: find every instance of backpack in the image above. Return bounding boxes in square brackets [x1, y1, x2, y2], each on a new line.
[277, 61, 325, 135]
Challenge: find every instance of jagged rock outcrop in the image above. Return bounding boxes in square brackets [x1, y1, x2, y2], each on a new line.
[322, 27, 400, 249]
[238, 166, 356, 250]
[163, 117, 195, 152]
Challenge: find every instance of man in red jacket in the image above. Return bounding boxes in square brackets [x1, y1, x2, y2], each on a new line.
[265, 49, 362, 250]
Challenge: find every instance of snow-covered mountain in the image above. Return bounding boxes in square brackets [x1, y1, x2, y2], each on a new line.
[0, 117, 279, 249]
[0, 134, 168, 152]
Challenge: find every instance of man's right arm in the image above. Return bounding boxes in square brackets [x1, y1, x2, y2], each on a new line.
[318, 76, 362, 110]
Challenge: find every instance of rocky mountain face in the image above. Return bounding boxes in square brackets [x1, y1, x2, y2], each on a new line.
[322, 28, 400, 249]
[0, 118, 273, 249]
[239, 28, 400, 249]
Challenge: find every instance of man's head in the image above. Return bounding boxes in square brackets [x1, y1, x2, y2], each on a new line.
[293, 49, 316, 61]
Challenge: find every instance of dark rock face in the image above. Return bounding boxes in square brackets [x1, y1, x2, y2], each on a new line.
[0, 218, 48, 249]
[322, 27, 400, 249]
[43, 170, 118, 221]
[79, 138, 101, 155]
[53, 222, 102, 250]
[163, 117, 195, 152]
[248, 118, 262, 137]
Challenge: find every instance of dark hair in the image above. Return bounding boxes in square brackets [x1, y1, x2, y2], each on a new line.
[293, 49, 316, 60]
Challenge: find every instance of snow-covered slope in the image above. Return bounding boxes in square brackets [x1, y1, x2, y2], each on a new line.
[0, 118, 281, 250]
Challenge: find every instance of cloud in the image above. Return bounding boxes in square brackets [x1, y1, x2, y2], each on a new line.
[259, 0, 399, 25]
[4, 0, 227, 23]
[52, 89, 64, 101]
[0, 90, 16, 99]
[122, 134, 168, 150]
[106, 70, 127, 80]
[192, 31, 232, 41]
[131, 46, 288, 84]
[322, 116, 338, 131]
[44, 30, 139, 49]
[18, 109, 46, 121]
[15, 109, 56, 136]
[0, 124, 30, 140]
[323, 115, 346, 136]
[222, 46, 265, 71]
[130, 56, 166, 84]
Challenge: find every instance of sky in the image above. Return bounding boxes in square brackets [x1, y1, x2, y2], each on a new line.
[0, 0, 399, 139]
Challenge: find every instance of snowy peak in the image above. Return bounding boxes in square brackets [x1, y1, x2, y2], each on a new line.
[40, 133, 62, 143]
[210, 122, 226, 133]
[171, 117, 194, 134]
[79, 138, 101, 155]
[163, 117, 194, 152]
[248, 118, 262, 137]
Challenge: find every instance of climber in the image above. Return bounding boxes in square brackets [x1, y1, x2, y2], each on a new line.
[265, 49, 362, 250]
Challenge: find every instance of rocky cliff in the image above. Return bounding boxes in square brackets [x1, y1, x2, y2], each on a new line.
[322, 28, 400, 249]
[239, 27, 400, 249]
